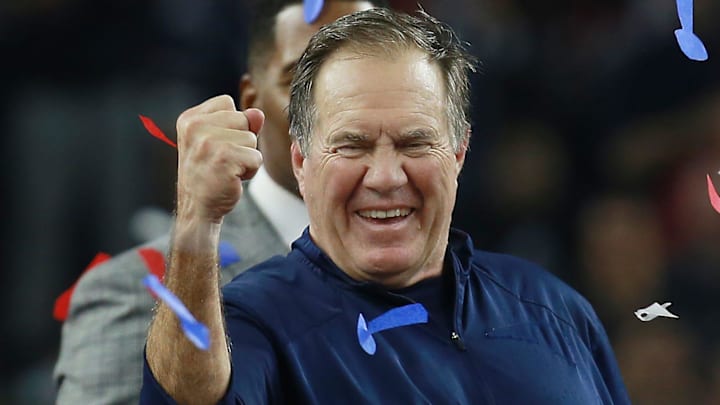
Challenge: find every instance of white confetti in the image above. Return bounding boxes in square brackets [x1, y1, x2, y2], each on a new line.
[634, 302, 679, 322]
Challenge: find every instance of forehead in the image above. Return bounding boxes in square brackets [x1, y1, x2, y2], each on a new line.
[272, 2, 374, 69]
[314, 48, 447, 133]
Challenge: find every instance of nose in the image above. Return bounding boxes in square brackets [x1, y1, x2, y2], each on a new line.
[363, 150, 408, 194]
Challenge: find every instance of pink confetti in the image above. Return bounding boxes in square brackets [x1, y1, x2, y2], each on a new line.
[139, 114, 177, 148]
[708, 174, 720, 214]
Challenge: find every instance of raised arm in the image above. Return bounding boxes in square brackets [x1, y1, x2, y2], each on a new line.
[145, 95, 264, 404]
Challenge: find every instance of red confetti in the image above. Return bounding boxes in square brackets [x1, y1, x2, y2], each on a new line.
[139, 114, 177, 148]
[53, 252, 112, 321]
[708, 174, 720, 214]
[138, 247, 166, 280]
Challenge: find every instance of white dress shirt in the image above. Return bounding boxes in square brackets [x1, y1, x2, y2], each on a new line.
[248, 165, 309, 248]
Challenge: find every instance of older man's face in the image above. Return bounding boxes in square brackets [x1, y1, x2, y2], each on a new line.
[292, 48, 467, 288]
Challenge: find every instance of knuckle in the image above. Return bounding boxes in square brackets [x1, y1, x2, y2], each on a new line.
[178, 117, 206, 148]
[215, 94, 235, 110]
[176, 112, 191, 135]
[176, 114, 193, 136]
[211, 148, 232, 165]
[195, 134, 214, 155]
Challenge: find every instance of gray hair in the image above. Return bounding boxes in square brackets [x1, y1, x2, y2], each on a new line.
[288, 7, 477, 155]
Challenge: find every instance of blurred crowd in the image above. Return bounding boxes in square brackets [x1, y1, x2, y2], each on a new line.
[2, 0, 719, 403]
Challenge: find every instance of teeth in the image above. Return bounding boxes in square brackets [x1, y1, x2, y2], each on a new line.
[358, 208, 411, 219]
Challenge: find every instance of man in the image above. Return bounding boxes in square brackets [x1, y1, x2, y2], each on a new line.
[53, 1, 384, 403]
[142, 7, 630, 404]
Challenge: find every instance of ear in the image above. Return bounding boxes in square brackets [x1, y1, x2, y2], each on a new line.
[291, 141, 306, 198]
[239, 73, 259, 110]
[454, 129, 470, 174]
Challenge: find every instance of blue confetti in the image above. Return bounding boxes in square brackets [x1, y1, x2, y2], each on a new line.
[674, 0, 708, 61]
[143, 274, 210, 351]
[218, 241, 241, 268]
[304, 0, 324, 24]
[357, 303, 428, 355]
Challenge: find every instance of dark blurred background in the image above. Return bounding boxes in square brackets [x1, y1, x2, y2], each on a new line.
[1, 0, 719, 403]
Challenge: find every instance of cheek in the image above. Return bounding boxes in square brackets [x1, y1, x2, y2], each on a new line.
[312, 159, 364, 207]
[409, 159, 458, 198]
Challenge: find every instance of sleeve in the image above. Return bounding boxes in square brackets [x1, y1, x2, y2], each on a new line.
[140, 351, 246, 405]
[225, 302, 283, 404]
[571, 294, 631, 405]
[54, 250, 158, 405]
[140, 356, 183, 405]
[139, 303, 282, 405]
[589, 319, 632, 405]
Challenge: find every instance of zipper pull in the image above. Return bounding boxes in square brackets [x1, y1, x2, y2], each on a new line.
[450, 331, 467, 351]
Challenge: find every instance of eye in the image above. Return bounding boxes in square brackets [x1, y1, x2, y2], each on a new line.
[278, 75, 293, 88]
[333, 144, 365, 157]
[336, 145, 359, 151]
[402, 141, 432, 155]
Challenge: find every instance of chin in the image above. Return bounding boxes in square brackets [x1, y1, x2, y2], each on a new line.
[360, 251, 415, 275]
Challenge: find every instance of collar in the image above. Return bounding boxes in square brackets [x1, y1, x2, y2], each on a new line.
[247, 165, 309, 248]
[291, 228, 475, 333]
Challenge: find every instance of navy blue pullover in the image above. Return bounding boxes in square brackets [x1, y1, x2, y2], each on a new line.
[142, 228, 630, 404]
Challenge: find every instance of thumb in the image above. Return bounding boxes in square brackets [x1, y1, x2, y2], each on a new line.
[243, 108, 265, 135]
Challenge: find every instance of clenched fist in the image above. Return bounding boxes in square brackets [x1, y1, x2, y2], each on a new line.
[175, 95, 265, 224]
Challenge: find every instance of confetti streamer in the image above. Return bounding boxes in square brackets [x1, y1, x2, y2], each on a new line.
[139, 243, 237, 281]
[708, 174, 720, 214]
[139, 247, 166, 280]
[53, 252, 112, 321]
[674, 0, 708, 61]
[357, 303, 428, 355]
[304, 0, 324, 24]
[218, 241, 242, 268]
[138, 114, 177, 148]
[143, 274, 210, 350]
[634, 302, 679, 321]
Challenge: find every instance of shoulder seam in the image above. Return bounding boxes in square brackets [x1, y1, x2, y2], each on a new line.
[473, 261, 583, 336]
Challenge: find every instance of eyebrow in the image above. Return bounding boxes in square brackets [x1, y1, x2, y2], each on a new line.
[329, 132, 369, 144]
[280, 60, 298, 77]
[399, 128, 438, 141]
[328, 129, 439, 145]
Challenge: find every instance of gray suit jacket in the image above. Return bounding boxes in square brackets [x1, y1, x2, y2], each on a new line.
[54, 193, 289, 404]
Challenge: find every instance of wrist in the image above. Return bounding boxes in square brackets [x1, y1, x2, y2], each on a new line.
[172, 199, 223, 259]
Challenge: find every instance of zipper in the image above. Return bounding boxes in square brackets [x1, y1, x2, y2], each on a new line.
[449, 250, 467, 352]
[450, 331, 466, 351]
[377, 288, 467, 352]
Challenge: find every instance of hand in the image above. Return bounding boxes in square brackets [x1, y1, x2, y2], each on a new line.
[175, 95, 265, 223]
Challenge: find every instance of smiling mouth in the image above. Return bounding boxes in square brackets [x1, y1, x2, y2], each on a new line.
[357, 208, 413, 220]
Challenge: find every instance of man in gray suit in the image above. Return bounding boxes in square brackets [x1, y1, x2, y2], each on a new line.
[53, 1, 384, 403]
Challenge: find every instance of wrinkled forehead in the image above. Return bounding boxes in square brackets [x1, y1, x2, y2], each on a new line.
[312, 48, 448, 134]
[317, 46, 444, 98]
